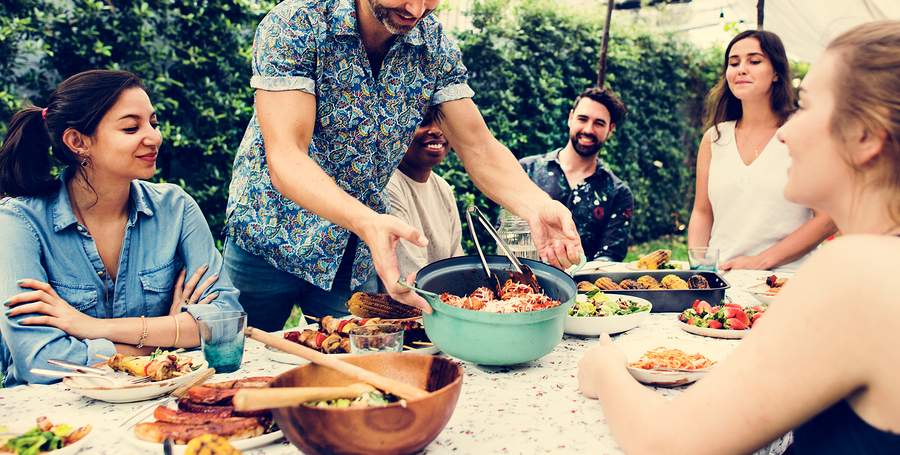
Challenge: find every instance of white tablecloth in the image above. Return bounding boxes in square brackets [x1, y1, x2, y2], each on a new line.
[0, 269, 790, 454]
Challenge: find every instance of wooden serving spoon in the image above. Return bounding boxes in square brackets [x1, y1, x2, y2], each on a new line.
[244, 327, 429, 401]
[233, 383, 376, 411]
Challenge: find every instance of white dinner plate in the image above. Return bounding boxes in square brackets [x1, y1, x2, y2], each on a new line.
[744, 283, 779, 304]
[62, 355, 209, 403]
[677, 318, 748, 339]
[624, 260, 689, 271]
[122, 401, 284, 454]
[617, 338, 727, 387]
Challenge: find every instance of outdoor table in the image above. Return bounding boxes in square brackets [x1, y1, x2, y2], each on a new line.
[0, 269, 790, 454]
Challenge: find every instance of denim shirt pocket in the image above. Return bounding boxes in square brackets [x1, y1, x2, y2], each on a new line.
[50, 281, 100, 316]
[139, 261, 176, 314]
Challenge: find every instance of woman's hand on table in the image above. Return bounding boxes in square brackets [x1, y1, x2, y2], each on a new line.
[577, 333, 628, 399]
[720, 254, 772, 272]
[5, 279, 100, 339]
[169, 264, 219, 315]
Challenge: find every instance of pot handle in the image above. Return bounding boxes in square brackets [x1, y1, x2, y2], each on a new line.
[397, 278, 440, 300]
[566, 252, 588, 277]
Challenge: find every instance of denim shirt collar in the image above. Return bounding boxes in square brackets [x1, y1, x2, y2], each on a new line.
[49, 169, 154, 233]
[329, 0, 426, 47]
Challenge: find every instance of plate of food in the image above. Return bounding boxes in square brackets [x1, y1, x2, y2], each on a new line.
[617, 338, 727, 387]
[62, 350, 208, 403]
[678, 300, 767, 339]
[745, 274, 788, 304]
[0, 417, 93, 455]
[123, 377, 283, 454]
[565, 292, 652, 336]
[625, 249, 687, 271]
[266, 316, 438, 365]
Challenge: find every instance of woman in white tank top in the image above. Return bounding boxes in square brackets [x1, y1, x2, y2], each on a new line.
[688, 30, 836, 272]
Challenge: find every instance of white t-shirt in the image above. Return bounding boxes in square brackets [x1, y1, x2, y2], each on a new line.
[386, 170, 464, 277]
[707, 121, 815, 272]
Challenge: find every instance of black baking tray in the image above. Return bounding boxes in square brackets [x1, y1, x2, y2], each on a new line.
[572, 270, 730, 313]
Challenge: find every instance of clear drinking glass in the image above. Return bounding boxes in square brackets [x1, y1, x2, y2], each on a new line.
[197, 311, 247, 373]
[348, 324, 404, 354]
[497, 208, 540, 261]
[688, 248, 720, 272]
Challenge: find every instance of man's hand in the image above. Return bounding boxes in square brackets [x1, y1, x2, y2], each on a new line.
[358, 213, 433, 314]
[526, 200, 583, 270]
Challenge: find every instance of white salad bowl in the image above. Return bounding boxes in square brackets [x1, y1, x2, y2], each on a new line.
[564, 295, 652, 336]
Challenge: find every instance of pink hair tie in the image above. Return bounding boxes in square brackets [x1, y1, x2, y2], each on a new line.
[41, 108, 47, 119]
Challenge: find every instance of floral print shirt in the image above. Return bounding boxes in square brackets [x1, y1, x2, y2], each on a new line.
[519, 149, 633, 262]
[225, 0, 473, 290]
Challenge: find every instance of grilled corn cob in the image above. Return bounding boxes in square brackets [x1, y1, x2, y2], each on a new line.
[687, 275, 710, 289]
[347, 292, 422, 319]
[619, 279, 646, 290]
[577, 281, 598, 291]
[661, 274, 689, 290]
[184, 435, 242, 455]
[636, 275, 663, 289]
[637, 249, 671, 270]
[593, 277, 621, 290]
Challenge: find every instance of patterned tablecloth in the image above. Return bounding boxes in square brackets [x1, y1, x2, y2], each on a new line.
[0, 269, 790, 454]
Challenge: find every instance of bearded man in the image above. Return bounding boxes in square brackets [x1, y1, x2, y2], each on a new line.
[223, 0, 585, 331]
[519, 86, 633, 262]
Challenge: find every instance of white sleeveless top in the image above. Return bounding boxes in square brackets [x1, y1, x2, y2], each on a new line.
[707, 121, 814, 272]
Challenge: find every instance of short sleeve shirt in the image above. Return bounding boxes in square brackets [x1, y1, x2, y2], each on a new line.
[519, 150, 634, 262]
[225, 0, 474, 290]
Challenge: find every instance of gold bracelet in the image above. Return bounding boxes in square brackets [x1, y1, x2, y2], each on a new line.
[172, 315, 180, 347]
[136, 315, 148, 349]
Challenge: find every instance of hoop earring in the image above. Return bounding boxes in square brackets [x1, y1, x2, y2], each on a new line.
[81, 160, 88, 167]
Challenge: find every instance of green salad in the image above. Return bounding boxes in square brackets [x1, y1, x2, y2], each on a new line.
[306, 391, 403, 408]
[569, 290, 650, 317]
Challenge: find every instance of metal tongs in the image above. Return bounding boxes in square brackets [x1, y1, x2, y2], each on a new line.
[465, 205, 541, 293]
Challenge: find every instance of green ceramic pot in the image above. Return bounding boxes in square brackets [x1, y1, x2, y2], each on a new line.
[402, 255, 583, 365]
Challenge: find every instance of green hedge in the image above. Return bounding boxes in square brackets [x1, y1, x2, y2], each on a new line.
[444, 0, 722, 252]
[1, 0, 720, 254]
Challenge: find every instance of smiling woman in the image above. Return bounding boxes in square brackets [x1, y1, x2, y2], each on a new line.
[0, 70, 243, 388]
[687, 30, 837, 273]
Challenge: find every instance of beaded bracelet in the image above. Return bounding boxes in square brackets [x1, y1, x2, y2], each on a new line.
[136, 315, 148, 349]
[172, 315, 180, 347]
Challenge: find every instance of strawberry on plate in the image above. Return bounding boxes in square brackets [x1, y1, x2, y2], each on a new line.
[678, 300, 767, 339]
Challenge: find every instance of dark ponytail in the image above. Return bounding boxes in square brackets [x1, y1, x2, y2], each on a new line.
[0, 70, 147, 198]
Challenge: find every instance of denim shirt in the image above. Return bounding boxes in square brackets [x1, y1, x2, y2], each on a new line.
[225, 0, 474, 291]
[519, 149, 634, 262]
[0, 173, 243, 387]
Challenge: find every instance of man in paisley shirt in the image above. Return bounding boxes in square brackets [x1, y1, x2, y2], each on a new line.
[519, 87, 633, 262]
[223, 0, 585, 331]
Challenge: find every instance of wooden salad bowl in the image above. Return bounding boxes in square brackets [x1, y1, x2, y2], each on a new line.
[268, 353, 463, 455]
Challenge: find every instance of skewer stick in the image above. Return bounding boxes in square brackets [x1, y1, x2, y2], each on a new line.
[244, 326, 429, 400]
[303, 314, 320, 322]
[403, 345, 415, 350]
[411, 341, 434, 346]
[94, 354, 111, 360]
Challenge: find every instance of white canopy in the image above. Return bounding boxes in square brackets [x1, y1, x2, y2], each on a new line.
[704, 0, 900, 62]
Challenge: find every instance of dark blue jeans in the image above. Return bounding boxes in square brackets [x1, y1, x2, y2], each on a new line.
[222, 238, 377, 332]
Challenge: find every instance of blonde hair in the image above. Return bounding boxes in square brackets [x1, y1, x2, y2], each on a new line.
[825, 20, 900, 221]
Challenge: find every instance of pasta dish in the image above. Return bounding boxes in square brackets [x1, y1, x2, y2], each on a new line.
[440, 279, 562, 313]
[627, 347, 717, 370]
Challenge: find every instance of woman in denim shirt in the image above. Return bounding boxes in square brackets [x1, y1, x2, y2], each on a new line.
[0, 70, 243, 387]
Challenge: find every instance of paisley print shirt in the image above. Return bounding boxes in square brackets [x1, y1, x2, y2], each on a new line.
[225, 0, 473, 290]
[519, 149, 633, 262]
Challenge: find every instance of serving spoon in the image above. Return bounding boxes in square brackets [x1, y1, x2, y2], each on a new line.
[465, 205, 541, 294]
[233, 383, 377, 411]
[244, 327, 429, 401]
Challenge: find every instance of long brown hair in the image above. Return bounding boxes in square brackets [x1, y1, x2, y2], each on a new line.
[0, 70, 146, 197]
[704, 30, 796, 140]
[825, 20, 900, 221]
